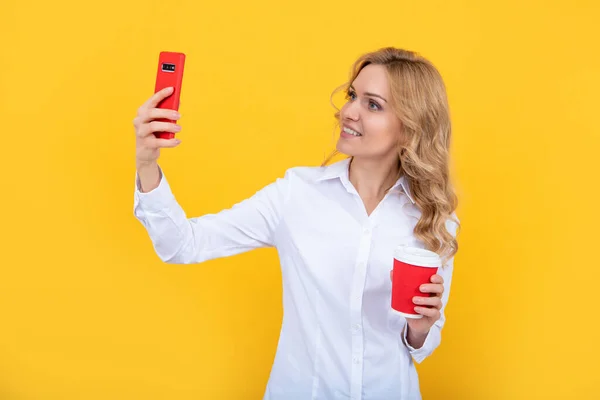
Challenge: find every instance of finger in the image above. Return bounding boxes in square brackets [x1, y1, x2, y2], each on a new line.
[140, 86, 174, 112]
[144, 108, 181, 124]
[430, 274, 444, 285]
[150, 137, 182, 148]
[389, 270, 393, 281]
[414, 306, 440, 319]
[138, 121, 181, 138]
[413, 296, 442, 309]
[134, 109, 180, 130]
[419, 283, 444, 296]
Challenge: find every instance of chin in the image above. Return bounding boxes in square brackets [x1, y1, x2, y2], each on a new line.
[335, 140, 357, 157]
[336, 140, 396, 162]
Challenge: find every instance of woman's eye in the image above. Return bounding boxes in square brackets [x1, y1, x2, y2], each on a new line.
[346, 90, 380, 111]
[369, 101, 381, 111]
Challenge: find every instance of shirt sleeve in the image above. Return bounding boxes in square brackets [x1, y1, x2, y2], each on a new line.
[401, 215, 460, 363]
[133, 165, 290, 264]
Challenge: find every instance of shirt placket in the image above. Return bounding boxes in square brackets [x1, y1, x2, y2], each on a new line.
[349, 222, 373, 400]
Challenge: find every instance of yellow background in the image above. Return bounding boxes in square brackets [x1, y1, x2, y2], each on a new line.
[1, 0, 599, 398]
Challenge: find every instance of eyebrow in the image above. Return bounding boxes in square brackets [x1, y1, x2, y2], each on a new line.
[349, 85, 388, 103]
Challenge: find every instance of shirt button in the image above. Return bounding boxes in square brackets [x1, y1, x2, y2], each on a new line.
[363, 227, 371, 235]
[353, 356, 360, 364]
[352, 324, 361, 333]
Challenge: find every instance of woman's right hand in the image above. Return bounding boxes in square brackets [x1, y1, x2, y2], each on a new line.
[133, 86, 182, 167]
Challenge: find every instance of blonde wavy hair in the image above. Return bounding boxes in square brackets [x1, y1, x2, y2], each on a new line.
[323, 47, 460, 266]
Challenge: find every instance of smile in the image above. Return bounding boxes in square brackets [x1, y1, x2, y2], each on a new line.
[342, 127, 362, 137]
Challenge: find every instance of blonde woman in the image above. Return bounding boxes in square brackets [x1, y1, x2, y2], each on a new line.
[132, 47, 460, 400]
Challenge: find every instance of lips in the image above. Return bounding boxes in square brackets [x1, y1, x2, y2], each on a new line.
[342, 125, 362, 137]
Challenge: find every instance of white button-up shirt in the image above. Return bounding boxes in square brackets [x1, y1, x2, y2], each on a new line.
[133, 157, 458, 400]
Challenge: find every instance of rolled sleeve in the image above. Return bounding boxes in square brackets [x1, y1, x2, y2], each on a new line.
[401, 321, 442, 364]
[133, 166, 176, 213]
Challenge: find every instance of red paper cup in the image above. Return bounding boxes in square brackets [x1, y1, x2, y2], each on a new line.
[391, 245, 442, 319]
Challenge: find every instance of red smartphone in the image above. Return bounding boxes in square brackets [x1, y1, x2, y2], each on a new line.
[153, 51, 186, 139]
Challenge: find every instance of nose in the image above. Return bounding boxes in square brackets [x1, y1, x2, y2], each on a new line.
[342, 100, 360, 122]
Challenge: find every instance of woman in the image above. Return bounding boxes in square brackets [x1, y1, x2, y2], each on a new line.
[132, 47, 460, 400]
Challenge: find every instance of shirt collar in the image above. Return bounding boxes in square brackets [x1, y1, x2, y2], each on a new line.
[315, 157, 416, 204]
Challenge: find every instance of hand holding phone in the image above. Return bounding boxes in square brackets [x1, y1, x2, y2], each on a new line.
[153, 51, 186, 139]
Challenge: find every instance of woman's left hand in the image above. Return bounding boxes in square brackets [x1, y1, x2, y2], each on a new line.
[389, 271, 445, 337]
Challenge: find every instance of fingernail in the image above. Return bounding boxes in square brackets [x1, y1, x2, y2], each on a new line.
[420, 285, 427, 292]
[175, 126, 181, 131]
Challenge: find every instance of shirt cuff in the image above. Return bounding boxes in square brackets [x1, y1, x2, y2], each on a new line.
[133, 166, 176, 213]
[402, 323, 436, 363]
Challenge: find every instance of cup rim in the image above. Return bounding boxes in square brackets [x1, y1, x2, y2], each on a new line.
[394, 244, 441, 268]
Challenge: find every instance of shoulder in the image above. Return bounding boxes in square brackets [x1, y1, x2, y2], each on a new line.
[280, 158, 349, 182]
[266, 161, 344, 203]
[280, 164, 329, 182]
[277, 158, 348, 183]
[259, 164, 329, 202]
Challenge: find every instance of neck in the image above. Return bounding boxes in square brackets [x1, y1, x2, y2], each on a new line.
[348, 155, 401, 199]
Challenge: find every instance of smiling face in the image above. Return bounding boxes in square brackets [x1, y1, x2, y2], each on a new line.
[336, 63, 403, 162]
